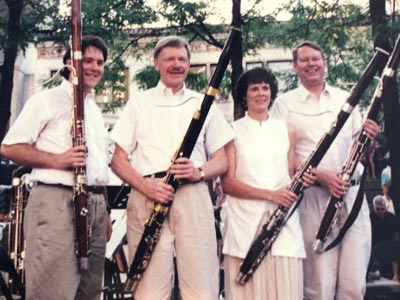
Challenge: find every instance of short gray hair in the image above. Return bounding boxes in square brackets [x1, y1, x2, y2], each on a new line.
[153, 36, 191, 60]
[373, 195, 388, 207]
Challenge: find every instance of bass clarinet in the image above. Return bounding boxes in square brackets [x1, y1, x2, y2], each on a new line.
[313, 35, 400, 253]
[124, 26, 241, 292]
[71, 0, 90, 270]
[236, 47, 389, 285]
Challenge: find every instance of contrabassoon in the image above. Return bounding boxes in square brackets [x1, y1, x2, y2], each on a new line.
[124, 26, 241, 292]
[236, 47, 389, 285]
[71, 0, 90, 270]
[313, 35, 400, 253]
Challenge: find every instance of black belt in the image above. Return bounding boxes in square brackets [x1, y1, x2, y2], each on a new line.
[37, 182, 105, 194]
[313, 179, 360, 187]
[143, 171, 193, 185]
[144, 171, 167, 179]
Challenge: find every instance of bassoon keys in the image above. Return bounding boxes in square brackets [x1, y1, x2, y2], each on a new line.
[71, 0, 90, 270]
[313, 35, 400, 253]
[236, 47, 389, 285]
[124, 26, 241, 293]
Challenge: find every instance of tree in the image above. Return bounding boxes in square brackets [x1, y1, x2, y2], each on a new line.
[0, 0, 60, 143]
[370, 0, 400, 215]
[0, 0, 160, 143]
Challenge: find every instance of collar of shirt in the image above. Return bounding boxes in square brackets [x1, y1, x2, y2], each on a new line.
[154, 81, 191, 106]
[297, 82, 334, 103]
[243, 112, 271, 127]
[60, 79, 95, 102]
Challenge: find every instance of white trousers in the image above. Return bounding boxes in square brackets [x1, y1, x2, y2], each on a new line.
[127, 182, 219, 300]
[299, 185, 371, 300]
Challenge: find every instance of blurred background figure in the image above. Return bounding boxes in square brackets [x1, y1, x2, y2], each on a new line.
[369, 195, 399, 282]
[381, 157, 395, 215]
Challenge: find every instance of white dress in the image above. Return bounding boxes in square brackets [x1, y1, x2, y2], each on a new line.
[223, 114, 304, 300]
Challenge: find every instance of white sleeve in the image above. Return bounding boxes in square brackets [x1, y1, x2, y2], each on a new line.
[109, 98, 139, 155]
[2, 95, 50, 146]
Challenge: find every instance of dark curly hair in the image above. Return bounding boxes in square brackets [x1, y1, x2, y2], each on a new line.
[234, 67, 279, 110]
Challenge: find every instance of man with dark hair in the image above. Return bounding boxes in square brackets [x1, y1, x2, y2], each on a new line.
[0, 35, 112, 300]
[110, 35, 234, 300]
[272, 41, 380, 300]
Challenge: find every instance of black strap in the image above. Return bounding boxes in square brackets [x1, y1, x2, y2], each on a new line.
[325, 165, 368, 251]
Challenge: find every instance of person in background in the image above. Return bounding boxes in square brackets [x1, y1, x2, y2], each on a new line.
[272, 41, 380, 300]
[221, 67, 315, 300]
[110, 36, 234, 300]
[0, 35, 112, 300]
[370, 195, 398, 282]
[381, 157, 395, 214]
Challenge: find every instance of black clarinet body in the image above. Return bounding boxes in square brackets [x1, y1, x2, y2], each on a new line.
[236, 47, 390, 285]
[313, 35, 400, 253]
[124, 26, 241, 293]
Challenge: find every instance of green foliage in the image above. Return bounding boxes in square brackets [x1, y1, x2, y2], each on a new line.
[3, 0, 400, 116]
[133, 66, 160, 90]
[186, 71, 208, 91]
[254, 0, 387, 109]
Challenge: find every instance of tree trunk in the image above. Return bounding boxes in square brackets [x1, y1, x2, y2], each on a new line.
[0, 0, 23, 144]
[231, 0, 244, 120]
[370, 0, 400, 215]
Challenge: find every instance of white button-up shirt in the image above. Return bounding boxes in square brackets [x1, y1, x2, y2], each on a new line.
[271, 83, 362, 177]
[110, 81, 234, 175]
[2, 80, 109, 186]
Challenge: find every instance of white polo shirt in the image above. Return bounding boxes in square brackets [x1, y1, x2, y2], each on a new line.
[109, 81, 234, 175]
[2, 80, 109, 186]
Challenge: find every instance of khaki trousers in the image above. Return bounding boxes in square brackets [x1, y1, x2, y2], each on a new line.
[127, 182, 219, 300]
[300, 186, 371, 300]
[24, 184, 108, 300]
[224, 254, 303, 300]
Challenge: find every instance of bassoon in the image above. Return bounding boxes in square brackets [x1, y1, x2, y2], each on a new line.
[6, 165, 31, 298]
[71, 0, 90, 270]
[8, 166, 31, 283]
[124, 26, 241, 292]
[313, 35, 400, 253]
[236, 47, 389, 285]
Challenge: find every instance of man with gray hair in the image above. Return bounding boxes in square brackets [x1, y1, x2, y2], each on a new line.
[110, 36, 234, 299]
[370, 194, 398, 281]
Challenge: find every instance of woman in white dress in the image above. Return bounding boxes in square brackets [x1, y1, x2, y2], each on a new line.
[221, 67, 314, 300]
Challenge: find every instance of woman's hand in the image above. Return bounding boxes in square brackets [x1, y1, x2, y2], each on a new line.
[269, 187, 298, 208]
[302, 167, 317, 188]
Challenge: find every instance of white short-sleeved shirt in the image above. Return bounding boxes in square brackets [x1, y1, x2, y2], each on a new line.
[222, 115, 306, 259]
[109, 81, 234, 174]
[272, 83, 363, 175]
[271, 83, 364, 210]
[2, 80, 109, 186]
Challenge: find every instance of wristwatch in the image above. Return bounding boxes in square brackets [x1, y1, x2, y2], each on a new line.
[198, 167, 205, 182]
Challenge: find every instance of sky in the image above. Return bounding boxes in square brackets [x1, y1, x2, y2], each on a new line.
[208, 0, 371, 22]
[58, 0, 382, 25]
